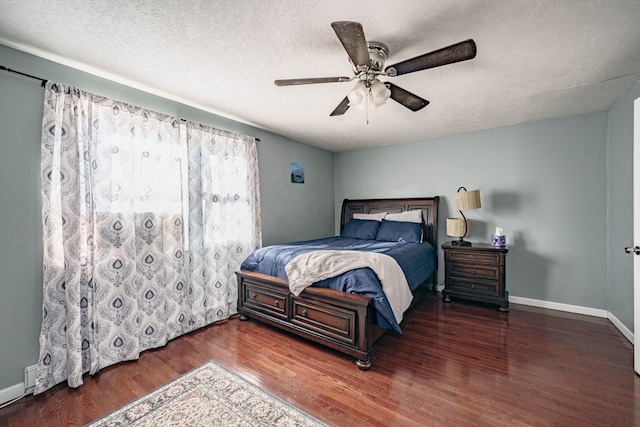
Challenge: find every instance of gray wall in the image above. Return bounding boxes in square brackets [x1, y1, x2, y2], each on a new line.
[607, 80, 640, 331]
[335, 112, 610, 309]
[0, 47, 45, 397]
[0, 45, 335, 390]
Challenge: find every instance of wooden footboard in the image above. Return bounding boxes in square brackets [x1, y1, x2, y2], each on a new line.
[236, 269, 384, 369]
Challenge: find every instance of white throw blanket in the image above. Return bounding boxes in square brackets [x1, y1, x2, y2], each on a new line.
[285, 250, 413, 324]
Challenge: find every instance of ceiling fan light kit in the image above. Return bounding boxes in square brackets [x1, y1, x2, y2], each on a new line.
[347, 79, 391, 110]
[274, 21, 477, 120]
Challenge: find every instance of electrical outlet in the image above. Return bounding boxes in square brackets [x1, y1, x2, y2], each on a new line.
[24, 364, 37, 391]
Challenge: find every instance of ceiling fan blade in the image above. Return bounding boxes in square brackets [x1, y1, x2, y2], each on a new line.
[275, 76, 352, 86]
[331, 21, 371, 70]
[330, 96, 350, 116]
[385, 39, 477, 76]
[386, 83, 429, 112]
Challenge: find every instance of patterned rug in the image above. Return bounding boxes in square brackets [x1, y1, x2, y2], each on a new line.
[86, 360, 327, 426]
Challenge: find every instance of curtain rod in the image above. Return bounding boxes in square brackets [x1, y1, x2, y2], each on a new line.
[1, 65, 260, 142]
[0, 65, 48, 86]
[178, 118, 260, 142]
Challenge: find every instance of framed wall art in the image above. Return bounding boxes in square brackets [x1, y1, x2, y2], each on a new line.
[290, 162, 305, 184]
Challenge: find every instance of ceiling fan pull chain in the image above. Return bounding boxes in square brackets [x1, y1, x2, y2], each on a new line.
[365, 86, 370, 125]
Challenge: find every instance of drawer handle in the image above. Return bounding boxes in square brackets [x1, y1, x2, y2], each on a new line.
[251, 292, 257, 298]
[470, 283, 476, 289]
[470, 269, 476, 274]
[469, 254, 476, 259]
[302, 309, 308, 317]
[273, 299, 279, 307]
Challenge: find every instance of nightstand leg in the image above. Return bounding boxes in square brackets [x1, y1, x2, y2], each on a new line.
[443, 293, 452, 303]
[499, 291, 509, 312]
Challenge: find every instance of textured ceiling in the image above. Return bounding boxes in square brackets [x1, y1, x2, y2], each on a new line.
[1, 0, 639, 152]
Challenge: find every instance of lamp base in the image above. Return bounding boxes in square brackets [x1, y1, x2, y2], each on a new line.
[451, 238, 472, 246]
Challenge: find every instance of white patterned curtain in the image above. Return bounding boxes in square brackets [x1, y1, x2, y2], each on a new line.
[35, 82, 261, 394]
[186, 123, 261, 329]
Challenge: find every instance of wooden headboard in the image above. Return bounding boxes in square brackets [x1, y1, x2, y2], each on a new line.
[340, 197, 440, 249]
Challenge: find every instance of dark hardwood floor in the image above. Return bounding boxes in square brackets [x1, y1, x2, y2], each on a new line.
[1, 291, 638, 426]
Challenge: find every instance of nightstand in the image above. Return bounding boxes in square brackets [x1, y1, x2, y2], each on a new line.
[442, 242, 509, 312]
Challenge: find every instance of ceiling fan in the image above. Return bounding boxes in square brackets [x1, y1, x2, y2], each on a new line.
[275, 21, 477, 117]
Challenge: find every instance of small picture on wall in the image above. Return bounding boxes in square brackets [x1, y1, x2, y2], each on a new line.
[290, 162, 305, 184]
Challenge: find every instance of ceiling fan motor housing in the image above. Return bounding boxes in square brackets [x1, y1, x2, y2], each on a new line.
[349, 41, 389, 76]
[366, 42, 389, 72]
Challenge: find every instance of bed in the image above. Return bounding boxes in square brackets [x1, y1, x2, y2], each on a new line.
[235, 196, 440, 369]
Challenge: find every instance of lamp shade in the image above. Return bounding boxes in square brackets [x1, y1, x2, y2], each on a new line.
[347, 80, 367, 107]
[369, 79, 391, 107]
[455, 189, 481, 210]
[446, 218, 470, 237]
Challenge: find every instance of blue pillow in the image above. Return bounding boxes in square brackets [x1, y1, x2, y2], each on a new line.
[375, 220, 422, 243]
[340, 219, 380, 240]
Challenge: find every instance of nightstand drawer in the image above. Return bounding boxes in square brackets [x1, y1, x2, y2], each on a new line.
[449, 263, 500, 281]
[449, 278, 499, 297]
[242, 282, 289, 320]
[447, 250, 501, 265]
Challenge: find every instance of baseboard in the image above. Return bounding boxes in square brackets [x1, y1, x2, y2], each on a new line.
[510, 295, 634, 344]
[0, 382, 28, 407]
[0, 363, 36, 406]
[509, 295, 608, 317]
[607, 311, 634, 343]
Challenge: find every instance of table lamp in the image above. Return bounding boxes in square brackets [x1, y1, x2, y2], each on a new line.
[447, 186, 481, 246]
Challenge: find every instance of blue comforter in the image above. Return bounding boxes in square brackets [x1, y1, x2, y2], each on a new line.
[240, 237, 437, 332]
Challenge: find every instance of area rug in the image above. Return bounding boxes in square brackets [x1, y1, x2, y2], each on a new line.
[86, 360, 327, 427]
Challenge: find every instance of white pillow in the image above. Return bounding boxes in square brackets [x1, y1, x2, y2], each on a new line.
[353, 212, 388, 222]
[385, 210, 423, 223]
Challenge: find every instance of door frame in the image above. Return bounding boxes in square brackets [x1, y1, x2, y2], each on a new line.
[634, 96, 639, 375]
